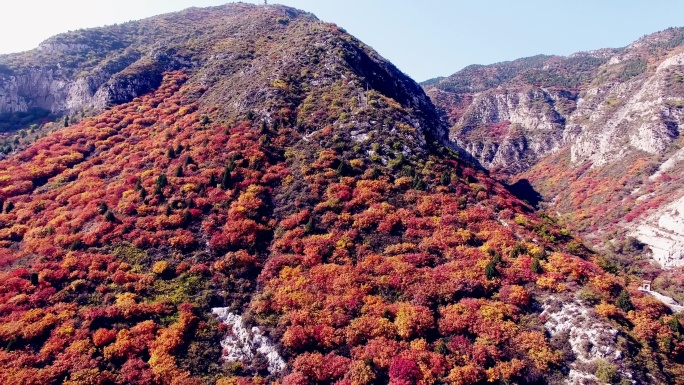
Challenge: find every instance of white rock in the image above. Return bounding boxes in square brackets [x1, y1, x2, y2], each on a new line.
[211, 308, 286, 374]
[541, 297, 630, 384]
[631, 195, 684, 268]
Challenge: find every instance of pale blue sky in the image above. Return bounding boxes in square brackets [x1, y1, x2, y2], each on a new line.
[2, 1, 684, 81]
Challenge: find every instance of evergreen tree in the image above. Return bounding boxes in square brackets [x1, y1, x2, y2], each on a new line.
[226, 159, 236, 172]
[485, 261, 498, 280]
[304, 217, 315, 234]
[510, 243, 527, 259]
[221, 166, 231, 190]
[336, 160, 348, 176]
[156, 174, 168, 189]
[412, 174, 426, 191]
[104, 211, 116, 222]
[531, 258, 542, 274]
[435, 341, 448, 356]
[616, 290, 634, 312]
[440, 172, 451, 186]
[668, 314, 683, 334]
[174, 165, 183, 177]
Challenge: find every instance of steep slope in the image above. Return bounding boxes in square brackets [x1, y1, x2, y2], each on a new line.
[426, 28, 684, 272]
[0, 4, 682, 385]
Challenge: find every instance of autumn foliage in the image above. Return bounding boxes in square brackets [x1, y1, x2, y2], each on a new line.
[0, 63, 680, 385]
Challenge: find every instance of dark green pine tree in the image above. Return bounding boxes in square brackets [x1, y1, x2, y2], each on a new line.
[616, 290, 634, 312]
[530, 258, 542, 274]
[156, 174, 168, 189]
[220, 166, 231, 190]
[485, 261, 498, 280]
[440, 172, 451, 186]
[304, 217, 315, 234]
[104, 211, 116, 222]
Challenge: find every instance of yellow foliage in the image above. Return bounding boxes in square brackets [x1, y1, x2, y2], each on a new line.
[348, 360, 376, 384]
[153, 260, 170, 275]
[410, 338, 428, 351]
[480, 303, 507, 321]
[595, 302, 619, 318]
[394, 176, 413, 189]
[536, 276, 557, 291]
[485, 359, 525, 382]
[350, 158, 365, 168]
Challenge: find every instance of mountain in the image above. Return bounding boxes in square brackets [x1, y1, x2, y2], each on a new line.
[0, 4, 682, 385]
[425, 28, 684, 279]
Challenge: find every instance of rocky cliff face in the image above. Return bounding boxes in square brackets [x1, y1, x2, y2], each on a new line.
[429, 86, 574, 172]
[0, 35, 196, 116]
[568, 49, 684, 167]
[632, 196, 684, 268]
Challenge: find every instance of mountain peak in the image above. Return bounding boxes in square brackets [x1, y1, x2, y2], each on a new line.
[0, 3, 448, 151]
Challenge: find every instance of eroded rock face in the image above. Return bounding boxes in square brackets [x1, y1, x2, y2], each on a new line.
[450, 87, 573, 172]
[426, 28, 684, 267]
[211, 308, 286, 374]
[1, 68, 97, 114]
[569, 52, 684, 167]
[541, 296, 631, 385]
[632, 195, 684, 268]
[0, 56, 176, 115]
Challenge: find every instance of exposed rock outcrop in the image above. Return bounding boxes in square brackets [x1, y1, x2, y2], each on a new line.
[541, 296, 631, 385]
[211, 308, 286, 374]
[426, 28, 684, 172]
[632, 195, 684, 268]
[448, 87, 574, 172]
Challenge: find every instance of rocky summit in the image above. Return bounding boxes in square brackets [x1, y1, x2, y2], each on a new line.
[0, 4, 683, 385]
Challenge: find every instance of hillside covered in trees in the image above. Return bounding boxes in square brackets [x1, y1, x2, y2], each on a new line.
[0, 4, 682, 385]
